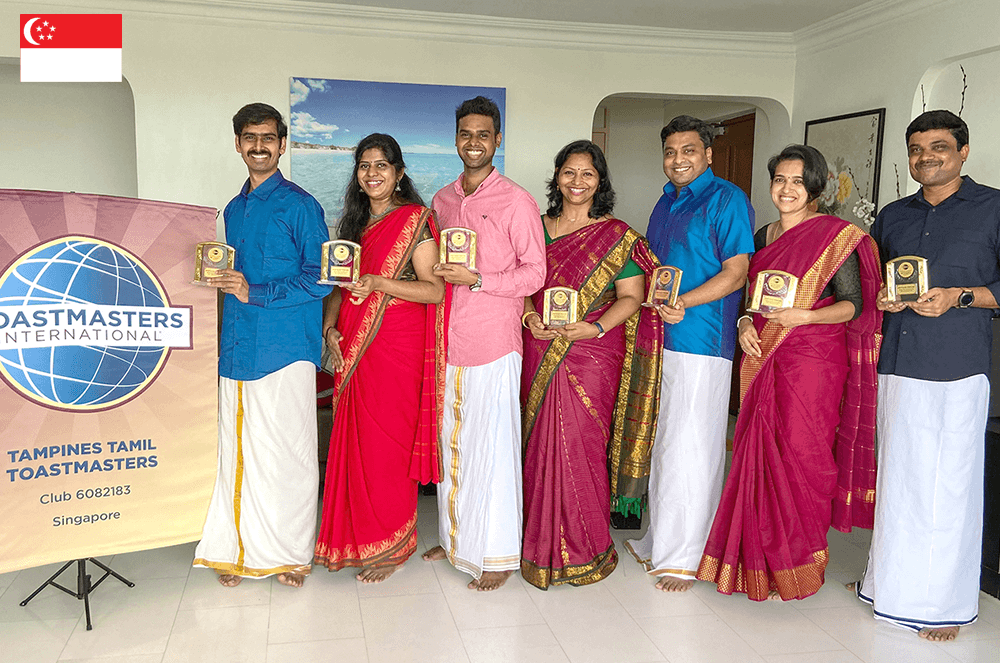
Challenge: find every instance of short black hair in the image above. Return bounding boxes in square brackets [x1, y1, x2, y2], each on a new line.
[660, 115, 714, 149]
[455, 96, 501, 135]
[233, 103, 288, 139]
[767, 144, 828, 202]
[905, 110, 968, 150]
[545, 140, 616, 219]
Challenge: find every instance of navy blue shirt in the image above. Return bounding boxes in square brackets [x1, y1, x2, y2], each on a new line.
[646, 168, 755, 360]
[872, 176, 1000, 381]
[219, 170, 332, 381]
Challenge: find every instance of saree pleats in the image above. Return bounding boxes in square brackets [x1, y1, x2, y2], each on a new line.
[697, 215, 881, 600]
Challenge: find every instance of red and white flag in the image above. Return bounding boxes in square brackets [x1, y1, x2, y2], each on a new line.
[20, 14, 121, 82]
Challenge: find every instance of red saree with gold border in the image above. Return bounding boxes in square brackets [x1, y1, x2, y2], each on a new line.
[697, 215, 882, 600]
[314, 204, 448, 571]
[520, 219, 663, 589]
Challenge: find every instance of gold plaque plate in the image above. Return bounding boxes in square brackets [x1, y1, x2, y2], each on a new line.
[748, 269, 799, 313]
[440, 227, 477, 270]
[643, 265, 682, 308]
[542, 287, 579, 327]
[193, 241, 235, 285]
[885, 255, 928, 302]
[319, 240, 362, 284]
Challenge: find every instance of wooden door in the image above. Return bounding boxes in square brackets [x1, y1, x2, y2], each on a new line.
[711, 113, 756, 414]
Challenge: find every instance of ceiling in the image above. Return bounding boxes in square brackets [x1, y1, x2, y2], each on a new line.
[302, 0, 876, 33]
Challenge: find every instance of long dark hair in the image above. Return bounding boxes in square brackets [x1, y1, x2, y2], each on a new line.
[545, 140, 616, 219]
[338, 133, 423, 243]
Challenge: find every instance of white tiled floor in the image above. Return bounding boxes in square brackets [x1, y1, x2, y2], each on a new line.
[2, 494, 998, 663]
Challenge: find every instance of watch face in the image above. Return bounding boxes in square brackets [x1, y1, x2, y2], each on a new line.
[959, 291, 975, 307]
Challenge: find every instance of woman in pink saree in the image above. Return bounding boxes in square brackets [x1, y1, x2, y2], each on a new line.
[697, 145, 882, 600]
[314, 134, 448, 583]
[520, 140, 663, 589]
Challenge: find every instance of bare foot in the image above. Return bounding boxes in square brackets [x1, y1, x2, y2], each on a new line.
[276, 572, 305, 588]
[919, 626, 959, 642]
[655, 576, 694, 592]
[767, 589, 783, 601]
[217, 573, 242, 587]
[357, 564, 402, 584]
[422, 545, 447, 561]
[469, 570, 513, 591]
[844, 581, 858, 592]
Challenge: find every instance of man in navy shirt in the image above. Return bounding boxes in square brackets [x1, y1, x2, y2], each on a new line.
[856, 110, 1000, 641]
[194, 103, 331, 589]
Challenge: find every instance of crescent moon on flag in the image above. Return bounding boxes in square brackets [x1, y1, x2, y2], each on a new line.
[23, 17, 41, 46]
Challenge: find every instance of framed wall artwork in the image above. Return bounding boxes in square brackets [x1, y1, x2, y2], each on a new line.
[804, 108, 886, 228]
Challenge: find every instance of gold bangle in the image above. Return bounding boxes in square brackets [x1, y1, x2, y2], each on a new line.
[522, 311, 540, 328]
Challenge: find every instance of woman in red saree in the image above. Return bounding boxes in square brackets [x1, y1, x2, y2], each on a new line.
[520, 141, 663, 589]
[314, 134, 448, 583]
[697, 145, 882, 600]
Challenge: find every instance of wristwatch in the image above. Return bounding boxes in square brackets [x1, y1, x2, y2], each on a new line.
[957, 289, 975, 308]
[594, 322, 606, 339]
[470, 273, 482, 292]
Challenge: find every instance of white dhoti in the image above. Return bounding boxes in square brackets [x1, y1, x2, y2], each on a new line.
[194, 361, 319, 578]
[626, 349, 731, 580]
[436, 352, 523, 579]
[857, 373, 987, 630]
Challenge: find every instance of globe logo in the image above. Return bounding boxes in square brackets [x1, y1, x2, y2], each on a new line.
[0, 236, 189, 412]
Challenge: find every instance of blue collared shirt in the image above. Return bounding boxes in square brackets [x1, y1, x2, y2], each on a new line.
[872, 176, 1000, 381]
[646, 168, 755, 359]
[218, 170, 332, 381]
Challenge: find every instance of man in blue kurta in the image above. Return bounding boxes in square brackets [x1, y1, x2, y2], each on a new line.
[626, 115, 755, 592]
[194, 103, 331, 589]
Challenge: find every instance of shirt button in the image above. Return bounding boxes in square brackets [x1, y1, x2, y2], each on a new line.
[902, 330, 907, 335]
[924, 232, 930, 236]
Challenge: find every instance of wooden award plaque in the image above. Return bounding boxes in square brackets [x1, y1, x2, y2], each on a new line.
[193, 241, 235, 285]
[885, 255, 928, 302]
[439, 227, 477, 270]
[319, 240, 361, 285]
[643, 265, 682, 307]
[542, 287, 579, 327]
[748, 270, 799, 313]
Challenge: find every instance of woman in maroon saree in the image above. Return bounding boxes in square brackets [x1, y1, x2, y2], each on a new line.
[520, 141, 663, 589]
[314, 134, 448, 583]
[697, 145, 882, 600]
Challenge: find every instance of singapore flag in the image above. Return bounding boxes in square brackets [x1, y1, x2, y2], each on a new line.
[20, 14, 122, 82]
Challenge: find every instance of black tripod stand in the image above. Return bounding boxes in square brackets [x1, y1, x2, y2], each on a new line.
[20, 558, 134, 630]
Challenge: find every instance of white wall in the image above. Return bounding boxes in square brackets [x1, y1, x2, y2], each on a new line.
[0, 60, 137, 197]
[0, 0, 795, 232]
[793, 0, 999, 210]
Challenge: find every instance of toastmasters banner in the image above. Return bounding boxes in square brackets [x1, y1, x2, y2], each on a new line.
[0, 189, 218, 573]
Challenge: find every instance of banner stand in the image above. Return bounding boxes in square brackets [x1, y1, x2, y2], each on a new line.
[20, 558, 134, 630]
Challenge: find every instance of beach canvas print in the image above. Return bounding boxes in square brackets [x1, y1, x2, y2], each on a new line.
[289, 78, 506, 227]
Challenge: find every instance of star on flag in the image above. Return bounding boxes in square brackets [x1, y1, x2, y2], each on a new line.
[20, 14, 122, 82]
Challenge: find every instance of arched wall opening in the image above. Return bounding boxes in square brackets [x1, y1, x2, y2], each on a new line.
[0, 57, 138, 198]
[592, 93, 790, 234]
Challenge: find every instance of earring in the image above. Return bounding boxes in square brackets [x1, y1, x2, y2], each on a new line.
[395, 180, 402, 192]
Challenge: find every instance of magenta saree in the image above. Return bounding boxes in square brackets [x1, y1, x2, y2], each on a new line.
[697, 215, 882, 600]
[314, 205, 448, 571]
[520, 219, 663, 589]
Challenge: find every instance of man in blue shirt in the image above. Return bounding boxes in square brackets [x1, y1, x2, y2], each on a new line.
[856, 110, 1000, 641]
[626, 115, 755, 593]
[194, 103, 331, 589]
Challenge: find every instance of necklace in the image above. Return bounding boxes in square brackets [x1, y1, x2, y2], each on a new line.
[369, 203, 398, 222]
[554, 214, 601, 237]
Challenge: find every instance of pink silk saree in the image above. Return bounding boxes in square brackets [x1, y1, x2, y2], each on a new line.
[314, 205, 448, 571]
[520, 219, 663, 589]
[697, 215, 882, 600]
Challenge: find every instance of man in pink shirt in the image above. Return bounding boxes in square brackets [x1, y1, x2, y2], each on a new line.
[423, 96, 545, 591]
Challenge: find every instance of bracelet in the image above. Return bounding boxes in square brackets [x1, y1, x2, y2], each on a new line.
[521, 311, 540, 328]
[593, 321, 606, 339]
[736, 314, 752, 329]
